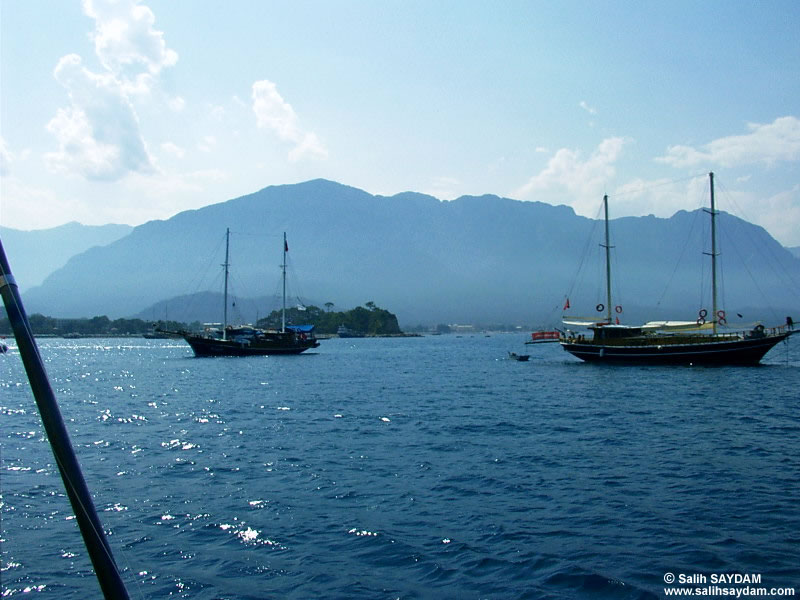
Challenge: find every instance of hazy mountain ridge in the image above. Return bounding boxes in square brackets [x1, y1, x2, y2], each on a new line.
[0, 222, 133, 290]
[19, 179, 800, 326]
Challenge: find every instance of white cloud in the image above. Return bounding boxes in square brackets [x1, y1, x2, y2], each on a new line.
[657, 116, 800, 168]
[515, 137, 629, 215]
[755, 184, 800, 247]
[610, 176, 707, 218]
[45, 54, 155, 180]
[604, 175, 800, 247]
[423, 176, 461, 201]
[252, 79, 328, 161]
[288, 132, 327, 163]
[44, 1, 178, 182]
[160, 141, 185, 158]
[579, 101, 597, 115]
[0, 137, 12, 176]
[82, 0, 178, 95]
[168, 96, 186, 112]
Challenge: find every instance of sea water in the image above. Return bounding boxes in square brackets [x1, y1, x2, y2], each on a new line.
[1, 335, 799, 599]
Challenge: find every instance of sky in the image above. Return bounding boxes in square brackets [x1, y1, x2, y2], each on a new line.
[1, 0, 799, 245]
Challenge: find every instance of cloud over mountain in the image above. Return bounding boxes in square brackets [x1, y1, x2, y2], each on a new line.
[45, 54, 155, 180]
[83, 0, 178, 94]
[45, 0, 178, 181]
[658, 116, 800, 168]
[252, 80, 328, 162]
[515, 137, 629, 216]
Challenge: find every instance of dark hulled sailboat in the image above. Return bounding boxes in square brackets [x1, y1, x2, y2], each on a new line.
[167, 231, 319, 356]
[560, 173, 794, 365]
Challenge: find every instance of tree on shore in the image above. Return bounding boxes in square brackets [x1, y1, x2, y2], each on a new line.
[257, 303, 401, 335]
[0, 313, 192, 336]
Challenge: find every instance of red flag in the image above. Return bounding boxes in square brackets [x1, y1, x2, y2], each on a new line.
[563, 298, 570, 310]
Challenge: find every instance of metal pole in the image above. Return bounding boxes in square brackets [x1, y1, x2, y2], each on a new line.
[222, 228, 230, 340]
[602, 195, 613, 324]
[281, 232, 287, 333]
[709, 172, 718, 335]
[0, 238, 130, 600]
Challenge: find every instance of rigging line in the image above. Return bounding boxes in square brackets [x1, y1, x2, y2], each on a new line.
[718, 227, 727, 317]
[564, 203, 605, 303]
[177, 232, 228, 324]
[723, 226, 781, 321]
[716, 178, 800, 298]
[610, 244, 624, 315]
[227, 230, 284, 240]
[655, 207, 701, 308]
[284, 252, 310, 311]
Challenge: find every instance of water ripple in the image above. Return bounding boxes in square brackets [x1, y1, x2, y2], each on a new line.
[1, 335, 798, 598]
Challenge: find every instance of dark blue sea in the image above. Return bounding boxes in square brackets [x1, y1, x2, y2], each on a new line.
[2, 335, 799, 599]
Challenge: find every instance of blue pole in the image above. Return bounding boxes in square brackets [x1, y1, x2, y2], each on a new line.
[0, 238, 130, 599]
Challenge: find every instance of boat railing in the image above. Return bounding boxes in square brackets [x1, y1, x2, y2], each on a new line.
[563, 324, 791, 346]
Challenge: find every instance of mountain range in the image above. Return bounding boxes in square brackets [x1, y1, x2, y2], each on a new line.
[6, 179, 800, 328]
[1, 222, 132, 290]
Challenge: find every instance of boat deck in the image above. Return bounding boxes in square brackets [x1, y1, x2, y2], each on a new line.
[563, 326, 790, 347]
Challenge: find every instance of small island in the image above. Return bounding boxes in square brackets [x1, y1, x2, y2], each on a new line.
[257, 302, 406, 337]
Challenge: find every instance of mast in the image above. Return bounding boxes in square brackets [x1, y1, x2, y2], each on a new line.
[222, 228, 230, 340]
[281, 232, 287, 333]
[705, 172, 718, 334]
[602, 194, 613, 323]
[0, 240, 130, 600]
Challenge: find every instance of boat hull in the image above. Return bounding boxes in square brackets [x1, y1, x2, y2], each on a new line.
[560, 333, 790, 365]
[184, 334, 319, 357]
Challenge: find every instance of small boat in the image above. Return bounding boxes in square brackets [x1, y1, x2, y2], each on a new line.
[525, 330, 560, 344]
[163, 231, 319, 356]
[508, 352, 530, 361]
[560, 173, 795, 365]
[143, 329, 178, 339]
[336, 324, 363, 338]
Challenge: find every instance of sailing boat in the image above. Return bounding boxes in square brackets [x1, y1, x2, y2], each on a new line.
[560, 172, 795, 365]
[166, 230, 319, 356]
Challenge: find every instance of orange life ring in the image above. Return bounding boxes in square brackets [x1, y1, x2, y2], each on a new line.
[615, 305, 623, 313]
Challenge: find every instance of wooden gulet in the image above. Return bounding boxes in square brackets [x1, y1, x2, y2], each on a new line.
[559, 173, 795, 365]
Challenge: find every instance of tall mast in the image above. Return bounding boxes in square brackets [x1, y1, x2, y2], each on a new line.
[223, 228, 230, 340]
[281, 232, 287, 333]
[708, 172, 718, 334]
[602, 194, 613, 324]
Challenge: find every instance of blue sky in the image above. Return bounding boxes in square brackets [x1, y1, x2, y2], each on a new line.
[1, 0, 799, 245]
